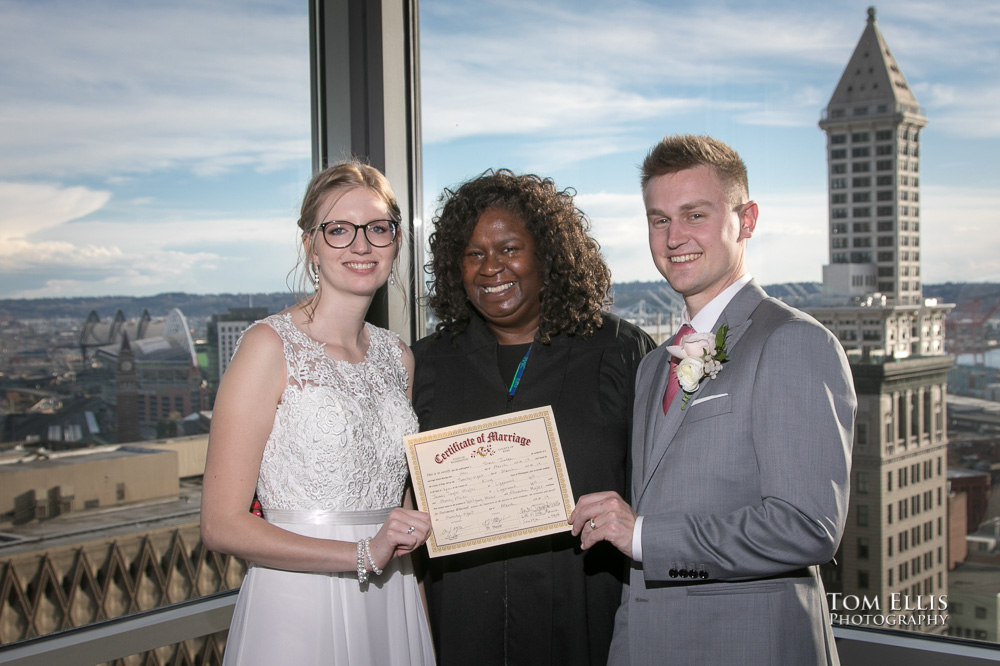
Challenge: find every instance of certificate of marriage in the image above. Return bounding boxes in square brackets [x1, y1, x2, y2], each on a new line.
[404, 406, 575, 558]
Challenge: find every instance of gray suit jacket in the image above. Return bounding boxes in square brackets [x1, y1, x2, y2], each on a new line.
[609, 280, 855, 665]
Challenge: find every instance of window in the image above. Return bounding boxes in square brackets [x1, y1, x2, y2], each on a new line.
[857, 505, 869, 527]
[852, 132, 870, 142]
[858, 537, 870, 559]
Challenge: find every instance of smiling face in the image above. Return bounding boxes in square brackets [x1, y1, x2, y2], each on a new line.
[644, 164, 757, 317]
[306, 186, 399, 298]
[461, 206, 542, 344]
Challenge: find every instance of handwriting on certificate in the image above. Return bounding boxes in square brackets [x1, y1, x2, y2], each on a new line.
[404, 406, 575, 557]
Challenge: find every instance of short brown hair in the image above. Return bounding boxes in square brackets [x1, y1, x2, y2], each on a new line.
[640, 134, 749, 208]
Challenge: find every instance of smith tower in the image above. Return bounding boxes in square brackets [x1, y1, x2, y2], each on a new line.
[819, 6, 927, 306]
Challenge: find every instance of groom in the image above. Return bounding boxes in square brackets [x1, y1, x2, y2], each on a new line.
[571, 135, 855, 665]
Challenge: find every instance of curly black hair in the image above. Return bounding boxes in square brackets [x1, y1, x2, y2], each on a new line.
[426, 169, 612, 344]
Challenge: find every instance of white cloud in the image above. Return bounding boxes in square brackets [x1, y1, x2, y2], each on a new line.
[921, 185, 1000, 283]
[0, 0, 309, 180]
[0, 182, 111, 237]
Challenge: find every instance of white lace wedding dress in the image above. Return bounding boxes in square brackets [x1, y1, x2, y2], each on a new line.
[222, 314, 434, 665]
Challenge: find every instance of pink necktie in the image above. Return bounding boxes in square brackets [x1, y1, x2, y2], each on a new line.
[663, 324, 695, 414]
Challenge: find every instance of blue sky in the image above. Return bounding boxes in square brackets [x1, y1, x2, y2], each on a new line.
[0, 0, 998, 300]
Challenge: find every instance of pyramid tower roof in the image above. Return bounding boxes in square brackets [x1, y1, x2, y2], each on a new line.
[826, 7, 923, 119]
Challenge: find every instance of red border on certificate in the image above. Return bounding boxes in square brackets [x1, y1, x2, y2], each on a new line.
[405, 406, 575, 558]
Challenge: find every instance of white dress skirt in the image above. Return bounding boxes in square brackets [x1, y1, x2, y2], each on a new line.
[221, 316, 434, 665]
[223, 509, 434, 665]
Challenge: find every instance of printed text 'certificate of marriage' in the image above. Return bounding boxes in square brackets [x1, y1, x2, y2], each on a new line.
[404, 406, 575, 558]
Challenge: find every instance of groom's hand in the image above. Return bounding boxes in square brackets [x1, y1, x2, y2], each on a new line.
[569, 491, 636, 558]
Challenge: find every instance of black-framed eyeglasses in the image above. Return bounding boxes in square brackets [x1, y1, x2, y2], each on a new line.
[318, 220, 399, 248]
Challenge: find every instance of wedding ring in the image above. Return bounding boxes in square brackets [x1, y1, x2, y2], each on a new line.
[589, 518, 597, 531]
[406, 526, 415, 534]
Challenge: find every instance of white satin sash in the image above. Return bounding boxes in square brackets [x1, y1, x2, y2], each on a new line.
[264, 507, 393, 525]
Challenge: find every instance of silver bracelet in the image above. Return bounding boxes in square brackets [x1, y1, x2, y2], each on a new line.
[363, 536, 383, 576]
[356, 539, 368, 585]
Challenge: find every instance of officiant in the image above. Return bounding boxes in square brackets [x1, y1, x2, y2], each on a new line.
[412, 169, 655, 666]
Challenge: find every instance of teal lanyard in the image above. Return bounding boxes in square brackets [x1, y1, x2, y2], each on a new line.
[507, 346, 532, 398]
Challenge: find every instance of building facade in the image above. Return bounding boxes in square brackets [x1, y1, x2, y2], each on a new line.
[818, 6, 927, 306]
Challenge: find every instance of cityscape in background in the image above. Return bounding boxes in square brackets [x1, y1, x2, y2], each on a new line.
[3, 4, 1000, 663]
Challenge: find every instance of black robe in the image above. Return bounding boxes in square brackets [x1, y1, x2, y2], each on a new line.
[412, 313, 655, 666]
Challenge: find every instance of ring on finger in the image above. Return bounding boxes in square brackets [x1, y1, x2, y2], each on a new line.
[406, 526, 415, 534]
[589, 518, 597, 531]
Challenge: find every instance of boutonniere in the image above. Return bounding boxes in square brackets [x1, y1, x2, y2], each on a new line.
[666, 325, 730, 409]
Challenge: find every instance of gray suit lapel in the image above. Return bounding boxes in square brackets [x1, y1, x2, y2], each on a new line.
[637, 280, 767, 503]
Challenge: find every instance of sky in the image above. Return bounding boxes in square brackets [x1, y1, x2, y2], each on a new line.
[0, 0, 998, 300]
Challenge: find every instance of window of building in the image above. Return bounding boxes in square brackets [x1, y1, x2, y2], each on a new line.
[857, 505, 869, 527]
[858, 537, 870, 559]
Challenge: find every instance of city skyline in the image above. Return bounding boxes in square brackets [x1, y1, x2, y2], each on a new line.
[0, 0, 997, 299]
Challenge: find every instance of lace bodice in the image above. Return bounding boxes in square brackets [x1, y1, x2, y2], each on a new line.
[246, 313, 417, 511]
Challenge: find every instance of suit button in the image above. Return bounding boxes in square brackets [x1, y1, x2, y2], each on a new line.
[699, 570, 709, 579]
[669, 568, 678, 578]
[679, 569, 689, 578]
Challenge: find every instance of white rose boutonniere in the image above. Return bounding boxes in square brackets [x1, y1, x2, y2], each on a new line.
[666, 325, 730, 409]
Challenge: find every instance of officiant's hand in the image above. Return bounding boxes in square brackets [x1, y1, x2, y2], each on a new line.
[570, 491, 636, 558]
[368, 508, 432, 571]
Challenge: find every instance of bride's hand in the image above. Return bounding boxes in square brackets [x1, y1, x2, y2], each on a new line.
[367, 508, 431, 571]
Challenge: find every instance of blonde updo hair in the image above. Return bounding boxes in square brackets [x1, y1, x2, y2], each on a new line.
[292, 159, 403, 319]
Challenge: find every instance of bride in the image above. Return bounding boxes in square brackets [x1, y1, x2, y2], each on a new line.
[201, 160, 435, 665]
